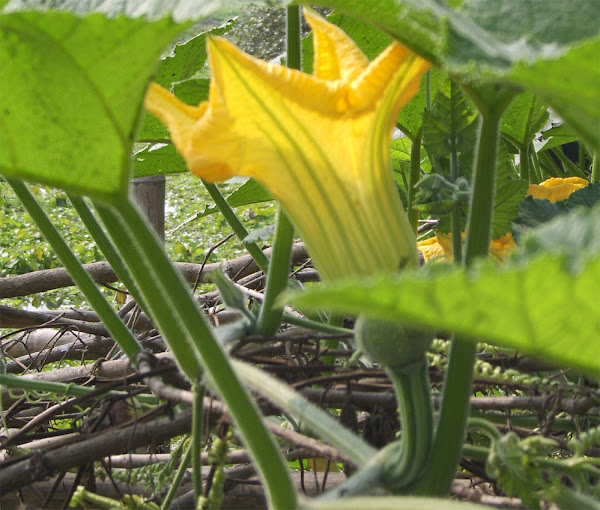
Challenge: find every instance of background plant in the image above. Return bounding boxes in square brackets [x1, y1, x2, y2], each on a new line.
[0, 1, 598, 509]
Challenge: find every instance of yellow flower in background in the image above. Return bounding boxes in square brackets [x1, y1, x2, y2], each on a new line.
[145, 8, 430, 282]
[526, 176, 588, 203]
[418, 176, 590, 263]
[418, 232, 516, 263]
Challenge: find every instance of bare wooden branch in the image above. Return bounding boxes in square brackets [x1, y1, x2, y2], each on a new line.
[0, 243, 308, 298]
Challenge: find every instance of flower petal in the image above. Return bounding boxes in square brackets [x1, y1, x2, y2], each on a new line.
[303, 7, 369, 82]
[527, 176, 589, 203]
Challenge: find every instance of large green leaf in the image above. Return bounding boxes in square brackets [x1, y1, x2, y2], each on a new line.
[422, 77, 478, 157]
[3, 0, 222, 21]
[226, 178, 272, 207]
[295, 0, 600, 152]
[436, 137, 528, 239]
[132, 143, 187, 177]
[0, 10, 186, 202]
[501, 92, 548, 150]
[397, 67, 444, 140]
[286, 205, 600, 375]
[136, 21, 229, 144]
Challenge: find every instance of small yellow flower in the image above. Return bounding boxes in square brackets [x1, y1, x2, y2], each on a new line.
[145, 9, 430, 281]
[526, 176, 589, 203]
[418, 177, 589, 263]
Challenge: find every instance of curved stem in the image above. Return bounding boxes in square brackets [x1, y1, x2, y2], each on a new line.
[7, 179, 142, 358]
[529, 141, 542, 184]
[382, 357, 433, 491]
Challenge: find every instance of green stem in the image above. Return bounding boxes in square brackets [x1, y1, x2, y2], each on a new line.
[282, 313, 352, 334]
[449, 137, 462, 264]
[243, 6, 301, 337]
[417, 97, 509, 495]
[233, 360, 376, 464]
[552, 146, 588, 179]
[529, 141, 542, 184]
[7, 179, 142, 358]
[97, 199, 296, 510]
[256, 209, 294, 335]
[321, 313, 344, 367]
[192, 384, 206, 501]
[96, 203, 203, 380]
[407, 131, 422, 235]
[160, 440, 193, 510]
[591, 153, 599, 183]
[382, 358, 434, 491]
[202, 181, 270, 274]
[579, 143, 586, 174]
[519, 144, 529, 181]
[68, 194, 150, 316]
[0, 372, 121, 399]
[286, 5, 302, 71]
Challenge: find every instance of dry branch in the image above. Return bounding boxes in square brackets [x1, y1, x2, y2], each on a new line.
[0, 243, 308, 298]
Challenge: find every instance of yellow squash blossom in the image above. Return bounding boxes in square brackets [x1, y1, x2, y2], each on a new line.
[145, 9, 430, 282]
[526, 176, 588, 203]
[418, 176, 590, 263]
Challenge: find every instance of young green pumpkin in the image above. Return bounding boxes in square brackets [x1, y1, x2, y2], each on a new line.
[355, 316, 434, 490]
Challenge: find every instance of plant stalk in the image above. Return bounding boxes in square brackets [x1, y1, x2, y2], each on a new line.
[192, 384, 205, 500]
[519, 144, 530, 181]
[256, 209, 294, 335]
[591, 153, 599, 183]
[407, 131, 422, 235]
[97, 199, 296, 509]
[68, 194, 151, 316]
[202, 181, 270, 274]
[7, 179, 142, 358]
[417, 96, 509, 495]
[449, 136, 462, 264]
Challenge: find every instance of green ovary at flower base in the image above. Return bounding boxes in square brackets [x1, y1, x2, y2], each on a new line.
[146, 8, 434, 494]
[145, 8, 429, 283]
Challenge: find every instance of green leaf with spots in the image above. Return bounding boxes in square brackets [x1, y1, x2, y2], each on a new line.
[286, 206, 600, 375]
[132, 144, 187, 178]
[3, 0, 223, 22]
[0, 10, 187, 202]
